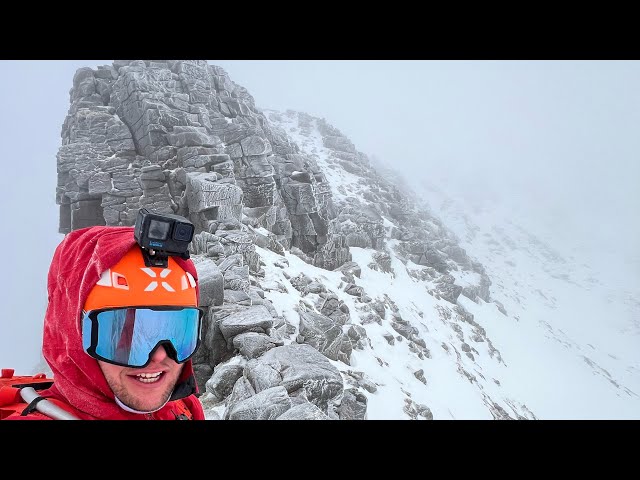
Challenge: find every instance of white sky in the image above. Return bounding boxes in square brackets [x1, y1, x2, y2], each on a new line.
[0, 60, 638, 379]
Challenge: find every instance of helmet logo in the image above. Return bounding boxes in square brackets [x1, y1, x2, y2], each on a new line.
[141, 267, 176, 292]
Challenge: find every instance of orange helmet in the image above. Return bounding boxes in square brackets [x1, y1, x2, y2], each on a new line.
[84, 246, 198, 312]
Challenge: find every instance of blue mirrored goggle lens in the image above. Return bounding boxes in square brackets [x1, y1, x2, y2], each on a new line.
[82, 308, 201, 367]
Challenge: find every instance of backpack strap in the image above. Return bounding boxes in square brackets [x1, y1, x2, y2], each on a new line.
[172, 399, 193, 420]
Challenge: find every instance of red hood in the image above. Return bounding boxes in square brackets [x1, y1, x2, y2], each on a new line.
[41, 225, 203, 419]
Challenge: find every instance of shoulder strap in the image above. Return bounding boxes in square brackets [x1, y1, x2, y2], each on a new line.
[172, 399, 193, 420]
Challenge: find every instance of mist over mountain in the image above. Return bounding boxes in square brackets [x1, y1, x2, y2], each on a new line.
[212, 60, 640, 284]
[1, 60, 638, 419]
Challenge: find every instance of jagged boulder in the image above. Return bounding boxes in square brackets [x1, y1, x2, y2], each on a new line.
[232, 331, 280, 359]
[337, 388, 368, 420]
[219, 305, 274, 346]
[205, 363, 244, 401]
[298, 311, 353, 364]
[226, 385, 292, 420]
[243, 344, 344, 412]
[436, 282, 463, 304]
[316, 293, 350, 325]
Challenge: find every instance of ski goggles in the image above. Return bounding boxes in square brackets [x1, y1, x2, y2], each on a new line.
[81, 306, 205, 368]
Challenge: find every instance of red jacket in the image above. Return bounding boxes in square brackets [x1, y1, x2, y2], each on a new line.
[5, 226, 205, 420]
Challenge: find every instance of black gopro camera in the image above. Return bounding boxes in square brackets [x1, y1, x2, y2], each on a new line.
[134, 208, 195, 267]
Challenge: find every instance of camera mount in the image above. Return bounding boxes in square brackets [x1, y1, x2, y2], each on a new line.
[134, 208, 195, 268]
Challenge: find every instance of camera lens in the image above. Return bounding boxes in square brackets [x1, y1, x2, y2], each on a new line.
[148, 219, 170, 240]
[173, 222, 194, 242]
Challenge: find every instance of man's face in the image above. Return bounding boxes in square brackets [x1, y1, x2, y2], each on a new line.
[98, 344, 184, 413]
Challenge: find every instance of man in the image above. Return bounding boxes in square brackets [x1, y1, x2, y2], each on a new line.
[5, 224, 205, 420]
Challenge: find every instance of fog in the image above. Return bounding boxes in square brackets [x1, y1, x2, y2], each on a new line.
[213, 60, 640, 280]
[0, 60, 638, 375]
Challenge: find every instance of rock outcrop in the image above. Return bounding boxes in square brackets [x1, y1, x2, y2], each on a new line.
[57, 60, 350, 271]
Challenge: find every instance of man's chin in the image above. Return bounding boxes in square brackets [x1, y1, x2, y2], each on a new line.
[118, 375, 175, 412]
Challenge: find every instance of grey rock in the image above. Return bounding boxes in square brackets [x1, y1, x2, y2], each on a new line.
[414, 369, 427, 385]
[493, 300, 507, 315]
[165, 126, 219, 148]
[248, 344, 343, 410]
[344, 283, 365, 297]
[233, 332, 277, 359]
[289, 272, 313, 292]
[317, 294, 350, 325]
[299, 311, 352, 364]
[438, 274, 456, 285]
[383, 332, 395, 345]
[391, 320, 418, 340]
[88, 171, 112, 195]
[226, 385, 291, 420]
[192, 363, 213, 396]
[205, 363, 244, 400]
[404, 398, 434, 420]
[223, 265, 250, 292]
[369, 251, 393, 274]
[337, 388, 368, 420]
[461, 285, 480, 303]
[223, 377, 256, 420]
[417, 404, 434, 420]
[190, 231, 224, 258]
[185, 172, 243, 222]
[436, 282, 463, 304]
[347, 324, 369, 350]
[244, 358, 283, 392]
[323, 135, 356, 153]
[334, 261, 361, 278]
[346, 232, 370, 248]
[218, 253, 244, 272]
[358, 378, 378, 394]
[443, 245, 471, 267]
[241, 135, 272, 156]
[223, 289, 252, 305]
[191, 256, 224, 307]
[371, 301, 386, 319]
[411, 247, 449, 274]
[306, 282, 326, 294]
[219, 305, 274, 343]
[277, 402, 329, 420]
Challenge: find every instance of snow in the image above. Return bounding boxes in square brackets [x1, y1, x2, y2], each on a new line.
[253, 238, 524, 420]
[413, 177, 640, 419]
[240, 109, 640, 419]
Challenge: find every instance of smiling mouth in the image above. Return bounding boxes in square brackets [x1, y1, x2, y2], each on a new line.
[133, 372, 164, 383]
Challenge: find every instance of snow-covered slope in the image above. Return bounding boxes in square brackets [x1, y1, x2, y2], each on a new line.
[410, 180, 640, 418]
[195, 109, 640, 420]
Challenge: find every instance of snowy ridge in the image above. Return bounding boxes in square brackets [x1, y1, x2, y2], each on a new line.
[203, 110, 538, 419]
[201, 108, 640, 420]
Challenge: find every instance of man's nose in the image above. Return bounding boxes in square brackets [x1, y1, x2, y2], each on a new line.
[150, 343, 169, 362]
